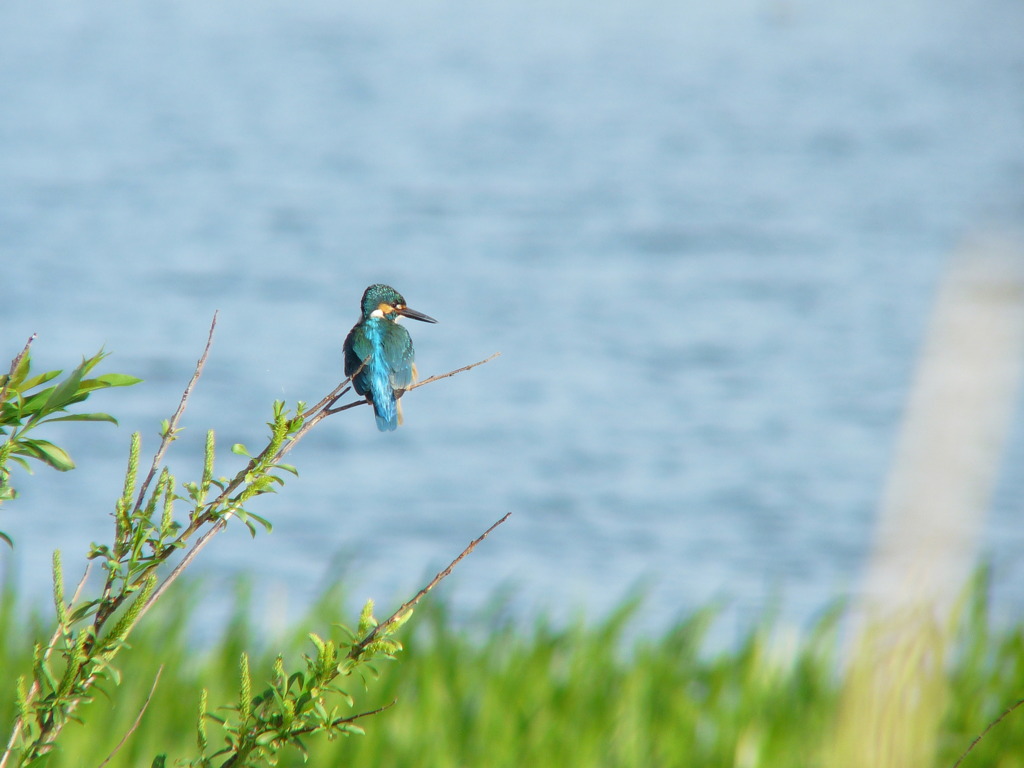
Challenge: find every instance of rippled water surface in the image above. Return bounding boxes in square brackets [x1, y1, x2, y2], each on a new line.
[2, 0, 1024, 636]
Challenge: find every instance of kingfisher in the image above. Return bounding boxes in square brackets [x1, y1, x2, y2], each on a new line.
[343, 284, 438, 431]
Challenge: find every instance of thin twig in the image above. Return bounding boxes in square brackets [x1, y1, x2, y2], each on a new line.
[300, 359, 366, 419]
[133, 313, 218, 514]
[307, 381, 356, 419]
[97, 666, 164, 768]
[351, 512, 512, 657]
[322, 400, 365, 416]
[68, 562, 93, 606]
[324, 353, 499, 415]
[323, 385, 352, 410]
[280, 700, 397, 740]
[0, 333, 36, 406]
[952, 696, 1024, 768]
[407, 352, 501, 391]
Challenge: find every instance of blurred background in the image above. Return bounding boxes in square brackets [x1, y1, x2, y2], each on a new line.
[2, 0, 1023, 641]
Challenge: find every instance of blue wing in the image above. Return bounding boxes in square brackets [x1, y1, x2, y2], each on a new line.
[382, 323, 416, 391]
[343, 319, 415, 431]
[343, 324, 374, 397]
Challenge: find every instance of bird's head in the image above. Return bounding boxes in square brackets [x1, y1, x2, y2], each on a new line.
[360, 284, 438, 324]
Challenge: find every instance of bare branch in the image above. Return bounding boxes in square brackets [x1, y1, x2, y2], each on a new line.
[322, 399, 364, 416]
[351, 512, 512, 658]
[288, 700, 398, 740]
[134, 312, 218, 514]
[323, 352, 500, 417]
[306, 380, 356, 418]
[408, 352, 501, 391]
[952, 696, 1024, 768]
[97, 666, 164, 768]
[69, 562, 93, 606]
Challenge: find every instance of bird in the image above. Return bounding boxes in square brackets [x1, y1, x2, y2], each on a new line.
[343, 284, 437, 431]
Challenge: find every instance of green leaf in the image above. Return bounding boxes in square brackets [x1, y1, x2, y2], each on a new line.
[78, 350, 109, 377]
[15, 439, 76, 471]
[231, 443, 250, 457]
[19, 387, 57, 418]
[255, 731, 279, 747]
[37, 413, 119, 425]
[0, 530, 12, 548]
[93, 373, 143, 388]
[39, 360, 88, 415]
[183, 481, 201, 502]
[17, 369, 61, 393]
[334, 689, 354, 708]
[1, 402, 20, 426]
[6, 351, 34, 390]
[87, 543, 111, 559]
[246, 511, 273, 534]
[9, 456, 31, 472]
[36, 656, 59, 694]
[67, 599, 102, 623]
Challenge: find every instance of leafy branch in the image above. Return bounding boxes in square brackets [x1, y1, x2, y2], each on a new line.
[0, 335, 142, 546]
[0, 315, 501, 768]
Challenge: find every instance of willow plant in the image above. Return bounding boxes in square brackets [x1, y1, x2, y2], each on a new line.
[0, 316, 502, 768]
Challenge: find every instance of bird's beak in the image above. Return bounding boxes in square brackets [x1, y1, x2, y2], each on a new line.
[396, 305, 438, 324]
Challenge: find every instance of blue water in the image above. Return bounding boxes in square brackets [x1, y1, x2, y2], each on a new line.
[2, 0, 1024, 638]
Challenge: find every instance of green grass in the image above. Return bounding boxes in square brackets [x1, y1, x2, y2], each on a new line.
[1, 576, 1023, 768]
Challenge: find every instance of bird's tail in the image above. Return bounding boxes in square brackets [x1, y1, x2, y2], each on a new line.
[370, 377, 400, 431]
[372, 397, 399, 431]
